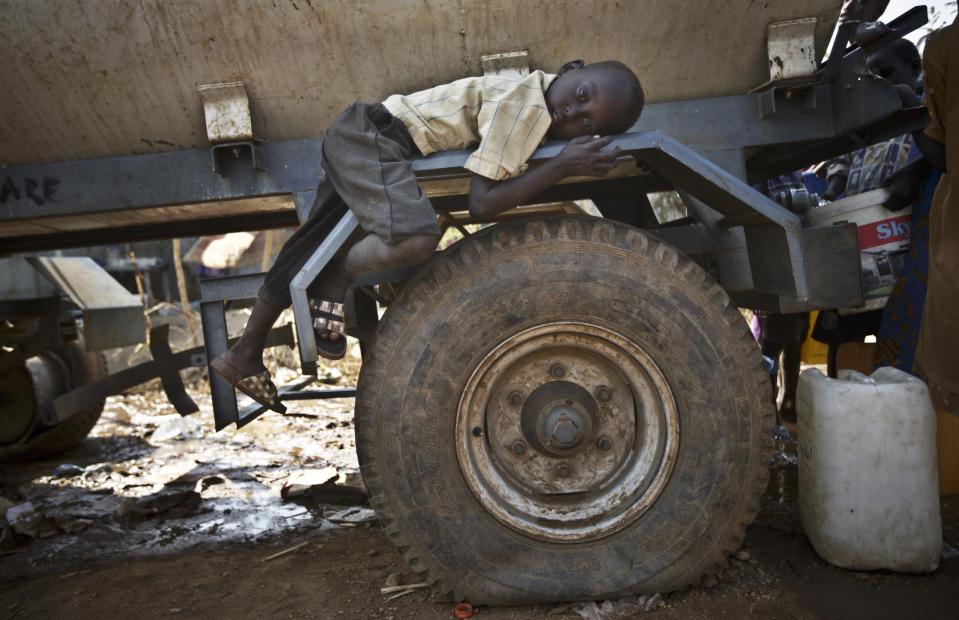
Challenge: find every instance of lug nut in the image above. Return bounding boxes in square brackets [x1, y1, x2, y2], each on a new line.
[555, 464, 571, 479]
[596, 386, 612, 402]
[511, 440, 527, 455]
[550, 417, 580, 447]
[508, 391, 524, 406]
[550, 364, 566, 378]
[598, 437, 613, 451]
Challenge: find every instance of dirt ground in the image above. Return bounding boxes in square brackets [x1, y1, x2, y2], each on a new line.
[2, 379, 958, 620]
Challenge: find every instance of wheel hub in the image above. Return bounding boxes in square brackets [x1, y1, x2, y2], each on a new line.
[521, 381, 596, 457]
[457, 322, 680, 542]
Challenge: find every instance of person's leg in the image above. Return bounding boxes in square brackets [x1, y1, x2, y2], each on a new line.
[209, 297, 284, 383]
[309, 232, 438, 346]
[761, 339, 784, 405]
[311, 103, 441, 343]
[779, 341, 802, 423]
[212, 177, 348, 381]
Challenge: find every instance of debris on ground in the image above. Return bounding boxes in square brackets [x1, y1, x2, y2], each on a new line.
[453, 601, 475, 618]
[5, 502, 60, 539]
[115, 488, 203, 522]
[318, 366, 344, 385]
[52, 463, 85, 478]
[573, 593, 664, 619]
[381, 581, 429, 601]
[279, 467, 339, 498]
[150, 414, 205, 442]
[262, 540, 313, 562]
[328, 506, 377, 524]
[2, 368, 958, 619]
[52, 516, 95, 534]
[280, 467, 368, 508]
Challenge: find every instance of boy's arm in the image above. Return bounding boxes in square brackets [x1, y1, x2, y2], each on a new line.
[893, 83, 947, 172]
[882, 156, 931, 211]
[821, 155, 850, 200]
[468, 136, 620, 220]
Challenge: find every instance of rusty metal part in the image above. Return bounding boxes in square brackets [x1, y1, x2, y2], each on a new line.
[520, 381, 597, 458]
[457, 322, 680, 543]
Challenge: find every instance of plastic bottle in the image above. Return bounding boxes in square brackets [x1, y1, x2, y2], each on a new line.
[797, 367, 941, 573]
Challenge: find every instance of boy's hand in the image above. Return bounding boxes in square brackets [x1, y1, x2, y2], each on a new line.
[882, 158, 928, 211]
[556, 136, 621, 177]
[893, 83, 922, 109]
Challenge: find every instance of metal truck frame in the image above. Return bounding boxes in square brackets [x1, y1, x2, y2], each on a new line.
[0, 7, 929, 604]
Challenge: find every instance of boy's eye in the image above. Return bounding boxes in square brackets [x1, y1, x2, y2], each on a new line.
[577, 85, 588, 102]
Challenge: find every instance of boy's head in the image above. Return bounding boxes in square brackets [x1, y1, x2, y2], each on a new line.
[545, 60, 644, 140]
[866, 39, 921, 91]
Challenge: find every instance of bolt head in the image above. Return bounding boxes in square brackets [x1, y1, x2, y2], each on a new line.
[596, 386, 612, 402]
[508, 391, 524, 406]
[550, 418, 580, 446]
[598, 437, 613, 451]
[511, 440, 527, 455]
[555, 464, 571, 478]
[550, 364, 566, 378]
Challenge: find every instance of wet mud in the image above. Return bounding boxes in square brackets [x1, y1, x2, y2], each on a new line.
[2, 388, 958, 619]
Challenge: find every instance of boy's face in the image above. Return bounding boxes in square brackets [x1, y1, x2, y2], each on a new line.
[866, 49, 919, 91]
[545, 64, 635, 140]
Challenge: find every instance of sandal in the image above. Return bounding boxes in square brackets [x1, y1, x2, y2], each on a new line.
[310, 299, 347, 360]
[211, 356, 287, 414]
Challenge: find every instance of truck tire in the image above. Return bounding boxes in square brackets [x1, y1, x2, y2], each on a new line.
[355, 216, 773, 605]
[0, 338, 107, 461]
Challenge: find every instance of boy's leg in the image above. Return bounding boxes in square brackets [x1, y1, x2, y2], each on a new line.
[216, 101, 439, 374]
[211, 181, 348, 382]
[309, 233, 438, 346]
[311, 102, 441, 342]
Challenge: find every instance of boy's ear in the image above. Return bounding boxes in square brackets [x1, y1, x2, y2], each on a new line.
[558, 59, 585, 75]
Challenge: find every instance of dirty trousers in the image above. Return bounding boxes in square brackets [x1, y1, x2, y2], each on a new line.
[258, 102, 440, 308]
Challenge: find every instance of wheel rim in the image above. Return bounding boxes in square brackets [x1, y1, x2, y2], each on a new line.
[456, 321, 680, 543]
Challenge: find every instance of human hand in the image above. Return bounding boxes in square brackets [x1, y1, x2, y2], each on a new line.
[893, 83, 922, 108]
[821, 175, 846, 201]
[556, 136, 621, 177]
[852, 20, 891, 48]
[882, 164, 922, 211]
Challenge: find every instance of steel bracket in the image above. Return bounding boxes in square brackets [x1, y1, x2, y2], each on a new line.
[211, 140, 265, 175]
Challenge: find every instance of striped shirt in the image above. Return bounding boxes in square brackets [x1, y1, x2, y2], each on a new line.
[382, 71, 556, 181]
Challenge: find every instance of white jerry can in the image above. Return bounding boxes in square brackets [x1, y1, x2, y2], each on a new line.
[797, 367, 941, 573]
